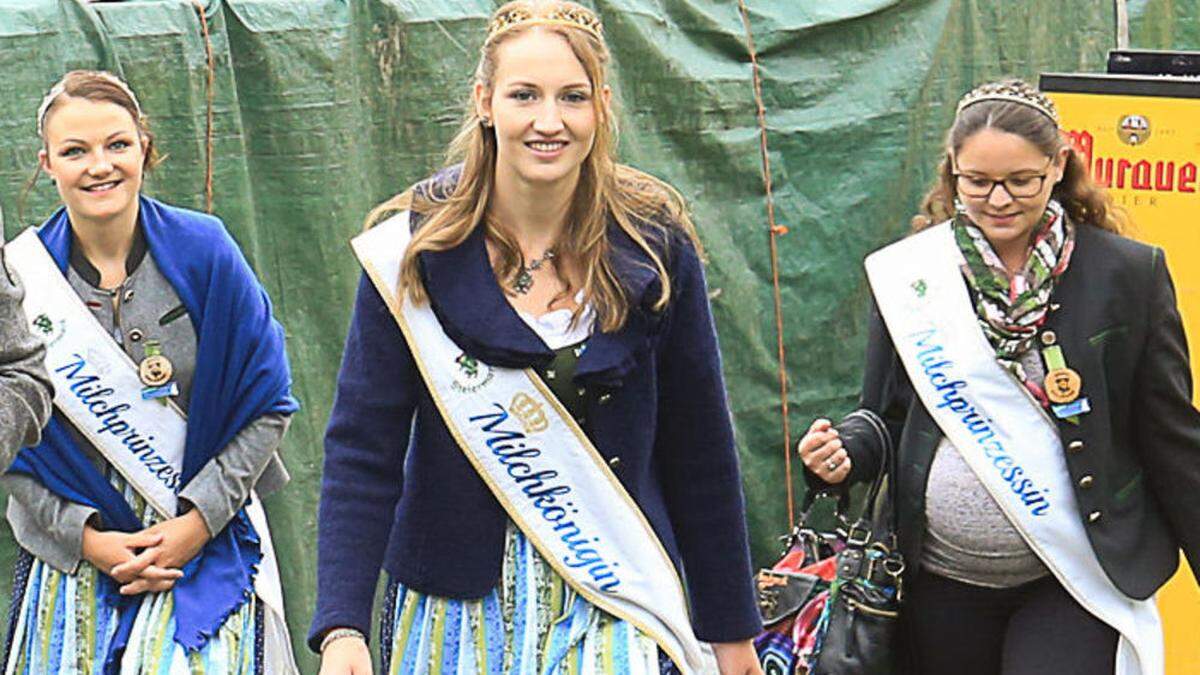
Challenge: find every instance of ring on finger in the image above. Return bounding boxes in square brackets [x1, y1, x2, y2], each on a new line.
[825, 458, 839, 471]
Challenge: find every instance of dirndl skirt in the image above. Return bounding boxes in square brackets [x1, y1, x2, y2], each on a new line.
[380, 524, 679, 675]
[2, 472, 264, 674]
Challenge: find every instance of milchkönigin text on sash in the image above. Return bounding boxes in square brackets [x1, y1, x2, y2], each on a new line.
[470, 403, 622, 591]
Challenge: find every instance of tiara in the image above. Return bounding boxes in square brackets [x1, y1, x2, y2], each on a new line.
[36, 71, 144, 138]
[486, 4, 604, 44]
[956, 80, 1058, 125]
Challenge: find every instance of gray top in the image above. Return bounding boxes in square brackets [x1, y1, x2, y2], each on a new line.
[0, 249, 53, 467]
[921, 348, 1049, 588]
[1, 232, 290, 573]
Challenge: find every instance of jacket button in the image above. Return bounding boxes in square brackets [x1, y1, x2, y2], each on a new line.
[608, 456, 620, 468]
[598, 393, 612, 405]
[1087, 511, 1102, 523]
[1040, 330, 1058, 346]
[576, 387, 587, 397]
[1067, 440, 1084, 453]
[545, 369, 556, 380]
[1078, 475, 1094, 489]
[129, 328, 144, 343]
[123, 288, 135, 302]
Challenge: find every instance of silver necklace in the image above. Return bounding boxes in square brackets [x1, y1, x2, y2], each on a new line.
[514, 249, 556, 295]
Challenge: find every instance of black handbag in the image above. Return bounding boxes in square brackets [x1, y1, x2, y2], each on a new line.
[809, 409, 905, 675]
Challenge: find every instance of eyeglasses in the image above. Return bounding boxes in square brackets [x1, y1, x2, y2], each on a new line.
[953, 158, 1052, 199]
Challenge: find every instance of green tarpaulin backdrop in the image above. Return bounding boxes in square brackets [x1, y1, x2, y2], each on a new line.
[0, 0, 1194, 669]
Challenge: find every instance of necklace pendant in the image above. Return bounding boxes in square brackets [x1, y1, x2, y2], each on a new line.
[514, 269, 534, 295]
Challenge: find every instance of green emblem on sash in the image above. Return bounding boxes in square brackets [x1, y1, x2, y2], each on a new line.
[33, 313, 53, 335]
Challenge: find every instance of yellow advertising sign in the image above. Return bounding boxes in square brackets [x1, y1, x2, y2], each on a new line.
[1045, 74, 1200, 675]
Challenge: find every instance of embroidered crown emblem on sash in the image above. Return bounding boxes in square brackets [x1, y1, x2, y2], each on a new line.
[510, 392, 550, 434]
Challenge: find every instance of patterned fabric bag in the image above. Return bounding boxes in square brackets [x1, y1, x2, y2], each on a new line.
[755, 408, 902, 674]
[753, 492, 847, 674]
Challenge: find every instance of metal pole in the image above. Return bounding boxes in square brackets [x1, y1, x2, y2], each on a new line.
[1115, 0, 1130, 50]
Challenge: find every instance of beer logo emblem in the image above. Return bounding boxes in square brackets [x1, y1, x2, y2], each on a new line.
[1117, 114, 1151, 146]
[510, 392, 549, 434]
[451, 353, 493, 392]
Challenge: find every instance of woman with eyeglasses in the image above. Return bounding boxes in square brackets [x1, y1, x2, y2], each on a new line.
[796, 79, 1200, 674]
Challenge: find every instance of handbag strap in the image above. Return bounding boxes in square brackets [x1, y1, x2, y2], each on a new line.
[841, 408, 896, 543]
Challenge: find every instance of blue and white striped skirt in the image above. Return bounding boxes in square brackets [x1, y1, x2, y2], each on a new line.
[380, 524, 678, 675]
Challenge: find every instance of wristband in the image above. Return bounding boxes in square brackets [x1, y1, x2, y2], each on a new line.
[319, 627, 366, 653]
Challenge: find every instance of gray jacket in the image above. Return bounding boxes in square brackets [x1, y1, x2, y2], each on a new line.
[0, 247, 53, 467]
[2, 235, 290, 573]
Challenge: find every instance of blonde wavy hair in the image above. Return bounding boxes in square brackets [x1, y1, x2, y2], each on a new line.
[366, 0, 700, 333]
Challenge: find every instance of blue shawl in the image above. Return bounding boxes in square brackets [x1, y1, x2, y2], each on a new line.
[8, 196, 298, 670]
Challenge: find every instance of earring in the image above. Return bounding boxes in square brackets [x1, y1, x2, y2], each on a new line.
[480, 117, 492, 128]
[953, 197, 967, 214]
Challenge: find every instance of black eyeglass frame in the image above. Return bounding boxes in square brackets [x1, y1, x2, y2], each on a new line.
[951, 157, 1054, 200]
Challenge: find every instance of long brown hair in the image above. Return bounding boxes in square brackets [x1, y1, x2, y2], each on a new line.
[19, 70, 161, 221]
[368, 0, 700, 333]
[913, 79, 1123, 234]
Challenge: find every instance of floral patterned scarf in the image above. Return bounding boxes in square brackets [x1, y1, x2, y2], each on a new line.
[954, 199, 1076, 403]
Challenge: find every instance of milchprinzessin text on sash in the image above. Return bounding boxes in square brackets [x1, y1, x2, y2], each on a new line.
[865, 222, 1163, 675]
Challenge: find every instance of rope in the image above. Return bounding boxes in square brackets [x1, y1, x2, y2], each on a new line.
[736, 0, 795, 528]
[192, 0, 216, 213]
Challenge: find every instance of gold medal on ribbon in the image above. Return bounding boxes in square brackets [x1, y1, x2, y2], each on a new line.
[1044, 367, 1082, 404]
[139, 340, 174, 388]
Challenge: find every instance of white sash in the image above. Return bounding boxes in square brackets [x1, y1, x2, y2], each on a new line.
[8, 227, 185, 519]
[352, 212, 715, 674]
[865, 223, 1163, 675]
[7, 228, 297, 674]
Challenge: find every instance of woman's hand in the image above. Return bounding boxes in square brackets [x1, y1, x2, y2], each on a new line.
[319, 633, 372, 675]
[82, 526, 182, 593]
[110, 509, 212, 595]
[798, 418, 852, 484]
[712, 639, 763, 675]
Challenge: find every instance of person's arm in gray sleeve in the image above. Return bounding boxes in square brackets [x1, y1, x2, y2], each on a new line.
[177, 413, 291, 536]
[1, 473, 98, 573]
[0, 247, 54, 466]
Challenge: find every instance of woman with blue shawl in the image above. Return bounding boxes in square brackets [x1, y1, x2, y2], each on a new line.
[1, 70, 299, 674]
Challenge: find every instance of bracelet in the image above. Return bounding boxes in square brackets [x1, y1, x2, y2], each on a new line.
[319, 627, 366, 653]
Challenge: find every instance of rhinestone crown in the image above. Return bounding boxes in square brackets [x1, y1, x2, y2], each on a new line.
[956, 80, 1059, 125]
[486, 3, 604, 44]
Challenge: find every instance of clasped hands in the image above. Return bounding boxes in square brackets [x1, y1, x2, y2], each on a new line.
[81, 508, 212, 595]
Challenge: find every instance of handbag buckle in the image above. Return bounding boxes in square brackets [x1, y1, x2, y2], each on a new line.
[845, 522, 871, 547]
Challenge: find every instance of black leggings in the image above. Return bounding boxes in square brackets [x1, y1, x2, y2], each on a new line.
[901, 570, 1118, 675]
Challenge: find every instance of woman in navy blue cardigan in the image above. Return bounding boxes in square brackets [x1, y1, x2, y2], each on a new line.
[311, 2, 761, 674]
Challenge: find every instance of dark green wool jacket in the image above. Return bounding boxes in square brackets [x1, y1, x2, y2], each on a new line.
[825, 223, 1200, 600]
